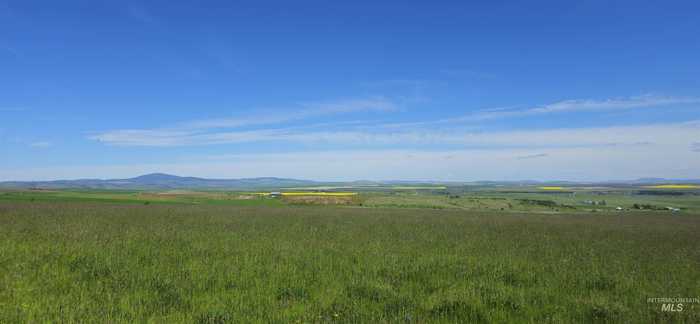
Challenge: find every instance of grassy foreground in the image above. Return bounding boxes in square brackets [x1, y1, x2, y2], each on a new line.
[1, 201, 699, 323]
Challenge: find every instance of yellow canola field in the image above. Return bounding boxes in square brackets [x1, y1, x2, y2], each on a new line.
[254, 192, 358, 196]
[282, 192, 357, 196]
[392, 186, 447, 190]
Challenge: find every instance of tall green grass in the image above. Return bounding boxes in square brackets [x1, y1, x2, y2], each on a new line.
[1, 201, 698, 322]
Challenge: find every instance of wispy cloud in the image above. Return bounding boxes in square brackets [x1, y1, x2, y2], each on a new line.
[372, 95, 700, 129]
[91, 119, 699, 150]
[516, 153, 548, 160]
[300, 97, 398, 114]
[89, 94, 699, 158]
[90, 130, 196, 147]
[692, 142, 700, 152]
[464, 95, 700, 121]
[90, 97, 398, 145]
[29, 141, 51, 148]
[180, 97, 397, 129]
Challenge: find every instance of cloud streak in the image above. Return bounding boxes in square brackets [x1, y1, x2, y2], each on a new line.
[364, 95, 700, 130]
[179, 97, 397, 130]
[692, 142, 700, 152]
[29, 141, 51, 148]
[90, 97, 398, 145]
[448, 94, 700, 122]
[516, 153, 548, 160]
[91, 120, 699, 151]
[88, 92, 700, 184]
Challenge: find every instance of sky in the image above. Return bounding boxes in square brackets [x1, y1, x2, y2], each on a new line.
[1, 0, 699, 181]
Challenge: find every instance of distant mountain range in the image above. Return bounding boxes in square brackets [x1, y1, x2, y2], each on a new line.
[0, 173, 699, 190]
[0, 173, 320, 190]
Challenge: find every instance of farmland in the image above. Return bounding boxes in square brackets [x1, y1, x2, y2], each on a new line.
[1, 187, 699, 322]
[2, 184, 700, 213]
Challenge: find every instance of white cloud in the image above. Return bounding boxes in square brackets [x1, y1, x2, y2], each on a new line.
[391, 95, 699, 127]
[90, 97, 399, 146]
[466, 94, 700, 121]
[366, 95, 700, 129]
[7, 93, 697, 181]
[91, 120, 699, 149]
[90, 94, 699, 147]
[44, 120, 697, 181]
[82, 94, 700, 181]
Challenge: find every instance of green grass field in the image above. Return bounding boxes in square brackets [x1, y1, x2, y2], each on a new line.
[1, 197, 699, 323]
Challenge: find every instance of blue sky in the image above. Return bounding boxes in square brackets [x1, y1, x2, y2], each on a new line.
[1, 0, 699, 181]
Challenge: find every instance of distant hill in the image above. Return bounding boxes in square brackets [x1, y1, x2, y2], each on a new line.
[1, 173, 699, 190]
[0, 173, 319, 190]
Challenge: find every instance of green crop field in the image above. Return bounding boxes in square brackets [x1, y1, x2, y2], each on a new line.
[1, 197, 699, 323]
